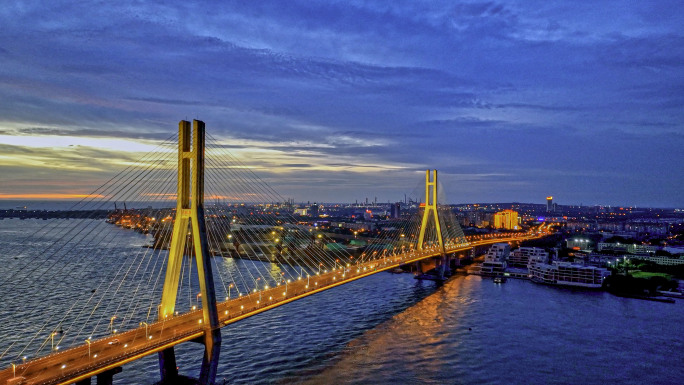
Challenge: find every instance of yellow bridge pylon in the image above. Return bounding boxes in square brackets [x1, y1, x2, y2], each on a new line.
[415, 169, 453, 279]
[417, 169, 446, 255]
[158, 120, 221, 384]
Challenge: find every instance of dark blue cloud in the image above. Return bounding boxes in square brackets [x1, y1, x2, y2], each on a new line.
[0, 1, 682, 206]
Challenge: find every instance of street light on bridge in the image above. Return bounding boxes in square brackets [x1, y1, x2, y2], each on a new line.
[50, 331, 58, 351]
[140, 322, 149, 339]
[227, 283, 234, 300]
[109, 316, 117, 335]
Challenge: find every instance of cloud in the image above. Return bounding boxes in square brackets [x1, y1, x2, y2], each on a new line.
[0, 1, 682, 206]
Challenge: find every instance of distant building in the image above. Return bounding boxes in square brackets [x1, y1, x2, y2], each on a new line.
[481, 243, 509, 275]
[294, 208, 308, 216]
[566, 220, 669, 237]
[663, 246, 684, 255]
[466, 210, 494, 227]
[330, 221, 376, 232]
[566, 238, 593, 250]
[580, 253, 620, 268]
[627, 244, 658, 255]
[493, 210, 520, 230]
[596, 242, 658, 255]
[625, 221, 669, 236]
[309, 203, 319, 218]
[390, 202, 401, 219]
[546, 196, 553, 212]
[645, 255, 684, 266]
[597, 242, 628, 253]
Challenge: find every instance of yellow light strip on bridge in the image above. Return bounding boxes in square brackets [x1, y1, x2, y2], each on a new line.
[55, 332, 204, 385]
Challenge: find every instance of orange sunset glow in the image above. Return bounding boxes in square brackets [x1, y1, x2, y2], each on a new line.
[0, 193, 105, 200]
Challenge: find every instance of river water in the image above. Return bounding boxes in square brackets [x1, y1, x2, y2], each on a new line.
[0, 219, 682, 384]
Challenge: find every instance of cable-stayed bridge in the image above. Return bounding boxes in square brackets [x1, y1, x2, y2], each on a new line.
[0, 121, 550, 385]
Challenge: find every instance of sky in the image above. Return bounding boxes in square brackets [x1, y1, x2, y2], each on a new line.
[0, 1, 683, 207]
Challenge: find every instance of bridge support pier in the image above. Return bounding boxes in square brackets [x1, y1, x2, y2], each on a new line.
[97, 367, 122, 385]
[74, 367, 122, 385]
[442, 254, 451, 277]
[453, 253, 461, 267]
[199, 329, 222, 384]
[414, 256, 450, 281]
[158, 347, 179, 383]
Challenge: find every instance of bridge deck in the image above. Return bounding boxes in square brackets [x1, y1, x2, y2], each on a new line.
[0, 233, 546, 385]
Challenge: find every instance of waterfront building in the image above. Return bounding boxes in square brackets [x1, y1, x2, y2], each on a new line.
[481, 243, 509, 275]
[528, 261, 611, 288]
[509, 247, 548, 267]
[528, 249, 549, 267]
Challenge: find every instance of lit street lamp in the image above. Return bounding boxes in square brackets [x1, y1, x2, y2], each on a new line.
[140, 322, 149, 339]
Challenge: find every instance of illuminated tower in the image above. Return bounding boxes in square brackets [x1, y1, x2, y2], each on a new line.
[546, 196, 553, 212]
[158, 120, 221, 384]
[417, 170, 445, 254]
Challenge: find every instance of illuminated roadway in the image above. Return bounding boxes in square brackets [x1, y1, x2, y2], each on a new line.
[0, 228, 551, 385]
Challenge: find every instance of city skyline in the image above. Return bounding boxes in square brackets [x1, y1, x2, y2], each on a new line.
[1, 1, 683, 207]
